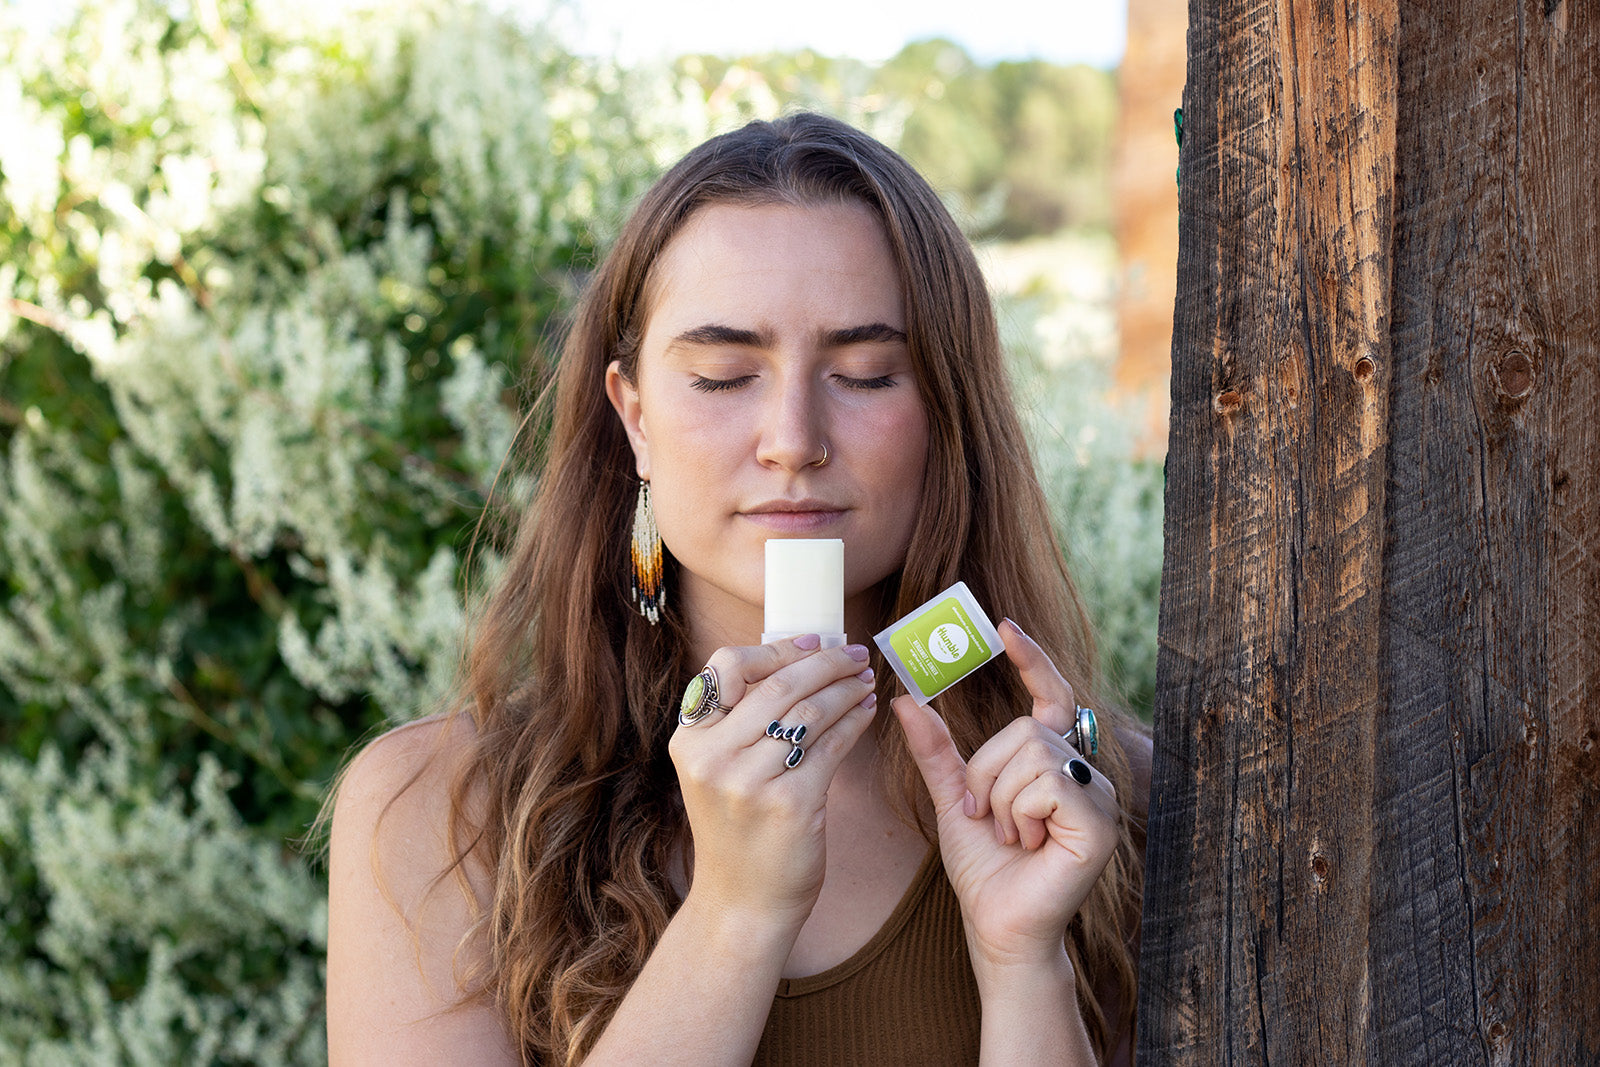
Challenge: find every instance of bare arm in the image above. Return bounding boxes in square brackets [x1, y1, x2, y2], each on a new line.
[580, 893, 802, 1066]
[584, 637, 878, 1065]
[891, 619, 1128, 1067]
[326, 716, 520, 1066]
[328, 638, 878, 1066]
[973, 954, 1094, 1066]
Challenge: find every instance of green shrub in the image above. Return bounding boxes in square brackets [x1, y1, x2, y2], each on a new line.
[1, 0, 672, 1058]
[994, 236, 1164, 717]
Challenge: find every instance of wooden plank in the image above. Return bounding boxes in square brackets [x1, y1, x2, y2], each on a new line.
[1141, 0, 1398, 1059]
[1377, 2, 1600, 1061]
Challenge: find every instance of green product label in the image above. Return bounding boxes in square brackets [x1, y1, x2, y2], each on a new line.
[890, 597, 991, 693]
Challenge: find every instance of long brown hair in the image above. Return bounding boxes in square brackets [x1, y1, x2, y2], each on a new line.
[450, 112, 1145, 1064]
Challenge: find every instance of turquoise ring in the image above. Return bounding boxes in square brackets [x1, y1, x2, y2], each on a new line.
[1066, 705, 1099, 758]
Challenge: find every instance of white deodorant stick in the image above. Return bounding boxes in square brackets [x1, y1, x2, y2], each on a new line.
[762, 538, 846, 648]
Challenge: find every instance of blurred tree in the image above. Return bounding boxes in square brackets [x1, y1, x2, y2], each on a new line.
[672, 38, 1118, 240]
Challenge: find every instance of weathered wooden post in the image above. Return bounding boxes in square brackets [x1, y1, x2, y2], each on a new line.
[1139, 0, 1599, 1061]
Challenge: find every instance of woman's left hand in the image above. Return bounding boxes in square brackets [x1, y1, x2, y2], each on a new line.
[890, 618, 1121, 977]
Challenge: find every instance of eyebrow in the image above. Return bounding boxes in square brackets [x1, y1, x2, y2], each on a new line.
[666, 322, 908, 352]
[825, 322, 908, 347]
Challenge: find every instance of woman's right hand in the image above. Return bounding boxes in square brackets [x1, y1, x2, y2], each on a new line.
[668, 634, 878, 930]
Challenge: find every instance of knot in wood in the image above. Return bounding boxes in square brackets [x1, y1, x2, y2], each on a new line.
[1213, 389, 1244, 416]
[1491, 348, 1536, 400]
[1310, 852, 1330, 885]
[1353, 356, 1376, 382]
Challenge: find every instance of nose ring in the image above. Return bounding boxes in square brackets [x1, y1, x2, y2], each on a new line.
[810, 443, 830, 468]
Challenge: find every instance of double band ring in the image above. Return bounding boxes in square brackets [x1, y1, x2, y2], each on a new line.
[1065, 757, 1093, 786]
[766, 720, 806, 768]
[1063, 704, 1099, 758]
[679, 666, 726, 726]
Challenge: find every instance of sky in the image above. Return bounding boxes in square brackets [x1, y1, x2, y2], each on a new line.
[2, 0, 1128, 68]
[533, 0, 1128, 68]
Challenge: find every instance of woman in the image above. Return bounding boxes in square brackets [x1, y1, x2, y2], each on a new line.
[327, 112, 1149, 1066]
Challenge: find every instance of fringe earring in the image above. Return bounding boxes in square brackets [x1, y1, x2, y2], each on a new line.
[629, 479, 665, 624]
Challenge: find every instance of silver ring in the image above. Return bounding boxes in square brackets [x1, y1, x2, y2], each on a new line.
[809, 442, 829, 468]
[1065, 757, 1093, 786]
[765, 720, 807, 744]
[766, 721, 806, 768]
[1064, 705, 1099, 758]
[678, 666, 725, 726]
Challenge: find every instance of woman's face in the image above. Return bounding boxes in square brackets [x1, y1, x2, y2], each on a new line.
[607, 199, 930, 644]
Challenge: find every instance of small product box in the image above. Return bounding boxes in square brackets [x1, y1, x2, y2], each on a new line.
[873, 581, 1003, 705]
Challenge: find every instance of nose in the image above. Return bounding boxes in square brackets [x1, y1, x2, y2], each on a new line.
[755, 372, 828, 472]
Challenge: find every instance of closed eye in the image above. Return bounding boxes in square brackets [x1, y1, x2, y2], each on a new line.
[835, 374, 898, 390]
[689, 374, 756, 393]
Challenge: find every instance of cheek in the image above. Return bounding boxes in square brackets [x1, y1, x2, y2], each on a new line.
[865, 402, 930, 492]
[853, 400, 931, 559]
[641, 390, 743, 469]
[638, 397, 741, 535]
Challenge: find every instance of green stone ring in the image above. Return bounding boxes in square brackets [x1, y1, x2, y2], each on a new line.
[678, 666, 725, 726]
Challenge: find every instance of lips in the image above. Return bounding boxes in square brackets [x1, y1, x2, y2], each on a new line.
[744, 498, 840, 515]
[741, 499, 847, 532]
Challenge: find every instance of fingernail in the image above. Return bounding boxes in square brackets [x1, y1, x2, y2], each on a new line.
[994, 820, 1007, 845]
[845, 643, 871, 662]
[1003, 617, 1029, 640]
[793, 633, 821, 650]
[963, 791, 976, 818]
[856, 667, 874, 683]
[860, 692, 878, 711]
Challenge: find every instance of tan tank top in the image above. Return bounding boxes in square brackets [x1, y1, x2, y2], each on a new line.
[752, 849, 982, 1066]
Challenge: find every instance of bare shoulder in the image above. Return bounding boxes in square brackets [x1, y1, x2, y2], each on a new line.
[330, 713, 488, 898]
[334, 713, 479, 837]
[327, 713, 518, 1065]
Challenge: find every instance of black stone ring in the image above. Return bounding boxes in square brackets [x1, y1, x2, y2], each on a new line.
[1065, 757, 1093, 786]
[766, 720, 806, 769]
[766, 720, 808, 744]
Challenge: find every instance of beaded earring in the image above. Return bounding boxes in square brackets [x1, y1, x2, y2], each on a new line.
[629, 480, 665, 624]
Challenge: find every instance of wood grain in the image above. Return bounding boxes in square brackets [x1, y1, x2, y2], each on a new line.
[1140, 0, 1598, 1061]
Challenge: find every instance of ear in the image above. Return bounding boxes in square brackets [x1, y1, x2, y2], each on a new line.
[605, 360, 651, 480]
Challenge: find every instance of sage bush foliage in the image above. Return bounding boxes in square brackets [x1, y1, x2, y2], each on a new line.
[1, 0, 678, 1059]
[999, 266, 1165, 715]
[0, 1, 1161, 1060]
